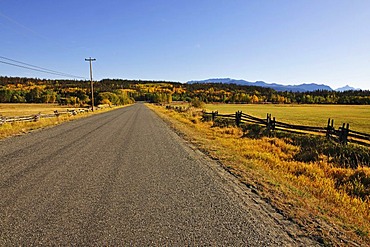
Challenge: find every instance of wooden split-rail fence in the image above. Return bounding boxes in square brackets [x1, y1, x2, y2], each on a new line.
[203, 111, 370, 147]
[0, 109, 91, 125]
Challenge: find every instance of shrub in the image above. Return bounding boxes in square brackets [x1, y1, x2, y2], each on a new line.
[241, 124, 270, 139]
[190, 97, 205, 108]
[212, 117, 235, 128]
[326, 144, 370, 169]
[242, 128, 370, 168]
[276, 133, 370, 168]
[330, 167, 370, 201]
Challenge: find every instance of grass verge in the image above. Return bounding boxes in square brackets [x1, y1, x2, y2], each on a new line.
[148, 104, 370, 246]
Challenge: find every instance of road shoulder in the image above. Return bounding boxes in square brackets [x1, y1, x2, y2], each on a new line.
[147, 104, 319, 246]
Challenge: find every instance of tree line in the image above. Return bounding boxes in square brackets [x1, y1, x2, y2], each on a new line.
[0, 77, 135, 106]
[0, 76, 369, 105]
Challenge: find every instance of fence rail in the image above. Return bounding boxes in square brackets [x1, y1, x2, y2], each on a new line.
[203, 110, 370, 147]
[0, 108, 92, 125]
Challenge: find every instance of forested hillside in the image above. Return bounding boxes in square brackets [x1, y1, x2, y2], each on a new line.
[0, 76, 369, 105]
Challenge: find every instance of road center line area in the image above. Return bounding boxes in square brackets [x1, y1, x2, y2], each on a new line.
[0, 103, 317, 246]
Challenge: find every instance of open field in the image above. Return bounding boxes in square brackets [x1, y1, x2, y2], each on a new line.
[0, 103, 127, 139]
[0, 103, 80, 117]
[205, 104, 370, 133]
[150, 104, 370, 246]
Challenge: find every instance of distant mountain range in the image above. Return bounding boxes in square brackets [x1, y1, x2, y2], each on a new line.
[335, 85, 360, 92]
[187, 78, 360, 92]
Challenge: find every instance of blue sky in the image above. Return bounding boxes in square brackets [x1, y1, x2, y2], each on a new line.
[0, 0, 370, 90]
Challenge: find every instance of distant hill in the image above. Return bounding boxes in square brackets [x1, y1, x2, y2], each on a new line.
[335, 85, 360, 92]
[187, 78, 333, 92]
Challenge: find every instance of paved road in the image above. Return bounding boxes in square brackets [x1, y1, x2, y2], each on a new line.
[0, 103, 316, 246]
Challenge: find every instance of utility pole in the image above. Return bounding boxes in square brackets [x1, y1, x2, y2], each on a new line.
[85, 57, 96, 111]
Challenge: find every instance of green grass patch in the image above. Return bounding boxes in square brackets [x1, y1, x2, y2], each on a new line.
[205, 104, 370, 133]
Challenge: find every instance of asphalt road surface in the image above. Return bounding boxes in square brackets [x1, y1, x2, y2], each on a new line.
[0, 103, 317, 246]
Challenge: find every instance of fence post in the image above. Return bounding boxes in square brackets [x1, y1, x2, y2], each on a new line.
[339, 123, 344, 143]
[266, 113, 271, 132]
[235, 111, 241, 127]
[339, 123, 350, 145]
[331, 119, 334, 137]
[326, 118, 336, 139]
[344, 123, 349, 145]
[326, 118, 331, 138]
[211, 111, 218, 121]
[34, 113, 41, 122]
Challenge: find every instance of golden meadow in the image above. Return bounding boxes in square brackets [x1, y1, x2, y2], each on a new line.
[150, 103, 370, 246]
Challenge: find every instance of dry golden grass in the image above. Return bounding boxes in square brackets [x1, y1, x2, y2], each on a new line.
[0, 104, 128, 139]
[0, 103, 74, 116]
[149, 104, 370, 246]
[0, 115, 72, 139]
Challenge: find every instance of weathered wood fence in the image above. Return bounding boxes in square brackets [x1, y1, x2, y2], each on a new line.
[0, 109, 90, 125]
[203, 111, 370, 147]
[165, 105, 188, 112]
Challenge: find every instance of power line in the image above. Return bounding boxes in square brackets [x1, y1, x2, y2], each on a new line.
[0, 55, 86, 79]
[0, 55, 81, 77]
[0, 56, 86, 79]
[0, 60, 78, 78]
